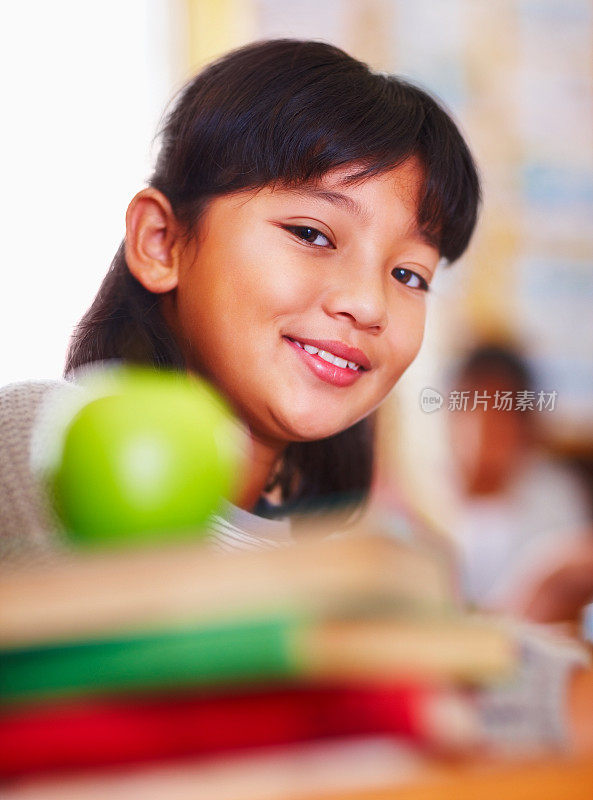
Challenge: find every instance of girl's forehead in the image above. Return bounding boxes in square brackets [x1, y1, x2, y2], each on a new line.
[278, 159, 428, 234]
[209, 157, 426, 223]
[248, 157, 426, 216]
[292, 156, 425, 196]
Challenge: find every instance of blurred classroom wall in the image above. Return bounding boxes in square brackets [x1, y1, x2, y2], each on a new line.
[2, 0, 592, 529]
[0, 0, 189, 385]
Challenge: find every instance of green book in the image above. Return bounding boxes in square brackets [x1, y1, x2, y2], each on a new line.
[1, 613, 515, 704]
[1, 616, 303, 703]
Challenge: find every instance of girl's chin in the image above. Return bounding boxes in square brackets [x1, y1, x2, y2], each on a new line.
[279, 414, 359, 443]
[260, 395, 369, 443]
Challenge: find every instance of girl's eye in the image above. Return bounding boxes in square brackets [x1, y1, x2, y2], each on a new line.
[392, 267, 429, 291]
[285, 225, 334, 248]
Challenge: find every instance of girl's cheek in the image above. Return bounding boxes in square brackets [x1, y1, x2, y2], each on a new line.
[248, 257, 321, 312]
[385, 307, 426, 375]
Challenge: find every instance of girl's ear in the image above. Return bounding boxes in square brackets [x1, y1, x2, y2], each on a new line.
[125, 188, 181, 294]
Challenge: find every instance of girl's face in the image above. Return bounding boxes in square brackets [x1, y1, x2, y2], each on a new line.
[171, 159, 440, 445]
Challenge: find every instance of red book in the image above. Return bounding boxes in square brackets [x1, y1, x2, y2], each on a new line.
[0, 682, 475, 776]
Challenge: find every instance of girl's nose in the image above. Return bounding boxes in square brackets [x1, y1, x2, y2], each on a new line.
[321, 274, 388, 333]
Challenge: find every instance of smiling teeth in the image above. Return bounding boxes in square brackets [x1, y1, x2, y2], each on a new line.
[294, 340, 360, 371]
[319, 350, 349, 369]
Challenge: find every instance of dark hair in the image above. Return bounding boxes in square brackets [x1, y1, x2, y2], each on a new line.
[65, 39, 480, 515]
[457, 344, 534, 395]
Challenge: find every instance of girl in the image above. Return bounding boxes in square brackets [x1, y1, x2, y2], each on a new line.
[64, 38, 478, 527]
[1, 39, 590, 751]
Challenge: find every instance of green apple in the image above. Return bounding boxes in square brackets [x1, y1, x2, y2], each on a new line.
[43, 366, 244, 547]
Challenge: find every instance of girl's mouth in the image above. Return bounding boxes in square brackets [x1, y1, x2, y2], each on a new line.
[283, 336, 368, 388]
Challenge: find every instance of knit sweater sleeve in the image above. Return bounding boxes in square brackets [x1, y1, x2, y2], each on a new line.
[0, 380, 70, 564]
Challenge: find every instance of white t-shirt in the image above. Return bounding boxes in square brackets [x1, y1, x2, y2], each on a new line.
[455, 456, 591, 608]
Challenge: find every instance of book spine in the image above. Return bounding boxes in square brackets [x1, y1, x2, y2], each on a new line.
[1, 616, 513, 703]
[0, 617, 302, 702]
[0, 684, 473, 776]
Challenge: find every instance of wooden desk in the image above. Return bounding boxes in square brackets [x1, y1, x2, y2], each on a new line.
[324, 756, 593, 800]
[5, 749, 593, 800]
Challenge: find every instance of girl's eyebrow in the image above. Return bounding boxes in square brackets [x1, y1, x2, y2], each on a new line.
[406, 221, 440, 251]
[284, 186, 439, 251]
[287, 187, 371, 223]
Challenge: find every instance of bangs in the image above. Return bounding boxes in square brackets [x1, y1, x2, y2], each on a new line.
[154, 39, 480, 263]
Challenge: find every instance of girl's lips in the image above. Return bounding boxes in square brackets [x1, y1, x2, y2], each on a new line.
[286, 336, 372, 370]
[284, 337, 366, 388]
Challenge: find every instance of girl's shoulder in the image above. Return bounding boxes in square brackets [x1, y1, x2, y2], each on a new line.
[0, 378, 73, 564]
[0, 378, 69, 422]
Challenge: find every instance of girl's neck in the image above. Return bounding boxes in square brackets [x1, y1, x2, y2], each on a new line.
[234, 430, 285, 513]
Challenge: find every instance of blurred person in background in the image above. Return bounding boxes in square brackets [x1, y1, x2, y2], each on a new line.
[509, 536, 593, 624]
[448, 344, 592, 617]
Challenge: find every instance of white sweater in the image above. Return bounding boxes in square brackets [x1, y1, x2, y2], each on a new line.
[0, 380, 69, 563]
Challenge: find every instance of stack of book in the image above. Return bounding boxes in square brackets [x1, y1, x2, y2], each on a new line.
[0, 529, 516, 794]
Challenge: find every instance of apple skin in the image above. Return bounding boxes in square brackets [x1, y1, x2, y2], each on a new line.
[46, 367, 244, 547]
